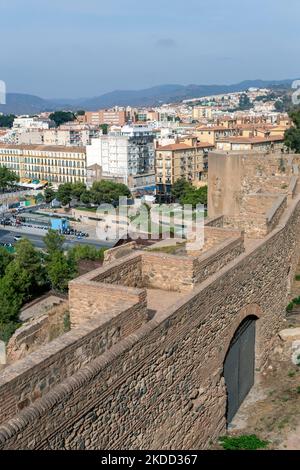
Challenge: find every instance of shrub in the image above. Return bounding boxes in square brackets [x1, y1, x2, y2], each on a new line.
[69, 245, 106, 262]
[295, 275, 300, 281]
[286, 302, 294, 313]
[63, 311, 71, 332]
[219, 434, 269, 450]
[0, 321, 20, 343]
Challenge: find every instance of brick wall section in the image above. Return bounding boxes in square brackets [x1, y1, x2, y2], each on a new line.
[1, 197, 300, 449]
[0, 296, 147, 426]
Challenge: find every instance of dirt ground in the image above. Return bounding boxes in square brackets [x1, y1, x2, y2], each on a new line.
[216, 310, 300, 450]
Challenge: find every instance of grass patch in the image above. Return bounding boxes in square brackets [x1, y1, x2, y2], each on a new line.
[288, 370, 296, 378]
[219, 434, 269, 450]
[63, 311, 71, 332]
[286, 295, 300, 312]
[76, 206, 98, 213]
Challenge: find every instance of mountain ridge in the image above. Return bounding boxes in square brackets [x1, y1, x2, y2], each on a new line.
[0, 79, 295, 115]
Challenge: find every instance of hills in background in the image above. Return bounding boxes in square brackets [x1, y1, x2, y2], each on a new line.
[0, 79, 295, 115]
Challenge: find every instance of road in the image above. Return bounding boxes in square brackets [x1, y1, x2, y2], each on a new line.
[0, 228, 116, 251]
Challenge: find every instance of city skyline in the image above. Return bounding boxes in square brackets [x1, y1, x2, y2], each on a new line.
[1, 0, 300, 98]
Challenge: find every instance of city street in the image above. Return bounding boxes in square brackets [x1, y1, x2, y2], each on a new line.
[0, 227, 115, 251]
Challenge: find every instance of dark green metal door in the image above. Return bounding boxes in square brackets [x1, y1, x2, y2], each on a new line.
[224, 317, 256, 423]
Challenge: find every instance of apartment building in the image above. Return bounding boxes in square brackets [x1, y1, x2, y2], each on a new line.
[13, 116, 54, 129]
[216, 135, 284, 152]
[195, 126, 238, 145]
[155, 140, 214, 197]
[192, 106, 214, 121]
[0, 144, 86, 185]
[85, 108, 127, 126]
[16, 124, 100, 147]
[86, 126, 155, 185]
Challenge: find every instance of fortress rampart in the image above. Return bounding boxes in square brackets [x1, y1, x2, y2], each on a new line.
[0, 151, 299, 449]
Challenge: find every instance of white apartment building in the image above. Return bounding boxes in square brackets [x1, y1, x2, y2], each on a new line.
[13, 116, 54, 130]
[86, 126, 155, 185]
[16, 126, 100, 147]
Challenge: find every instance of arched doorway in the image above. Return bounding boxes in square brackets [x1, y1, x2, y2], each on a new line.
[224, 316, 256, 424]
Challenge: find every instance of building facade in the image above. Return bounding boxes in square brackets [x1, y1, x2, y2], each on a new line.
[86, 126, 155, 185]
[0, 144, 87, 185]
[155, 141, 213, 198]
[85, 108, 127, 126]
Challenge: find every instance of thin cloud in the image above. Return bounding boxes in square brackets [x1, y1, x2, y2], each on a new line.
[156, 38, 177, 48]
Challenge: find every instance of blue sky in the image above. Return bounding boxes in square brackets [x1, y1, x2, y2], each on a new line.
[1, 0, 299, 98]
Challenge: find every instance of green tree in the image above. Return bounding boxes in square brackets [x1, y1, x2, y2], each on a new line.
[36, 192, 45, 203]
[100, 123, 109, 135]
[44, 187, 56, 203]
[0, 114, 16, 128]
[46, 251, 76, 291]
[90, 180, 131, 205]
[68, 244, 106, 262]
[0, 246, 13, 277]
[80, 190, 91, 204]
[284, 109, 300, 153]
[57, 182, 73, 206]
[49, 111, 76, 127]
[239, 93, 251, 110]
[0, 262, 30, 326]
[44, 229, 65, 254]
[171, 178, 191, 200]
[275, 100, 284, 112]
[76, 110, 85, 116]
[71, 182, 86, 200]
[0, 166, 19, 191]
[180, 186, 207, 207]
[14, 239, 47, 298]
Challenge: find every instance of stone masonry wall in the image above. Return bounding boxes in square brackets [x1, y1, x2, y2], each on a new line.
[0, 297, 147, 426]
[224, 194, 287, 238]
[1, 196, 300, 449]
[193, 236, 245, 284]
[103, 242, 137, 265]
[91, 253, 143, 287]
[142, 252, 194, 293]
[6, 302, 69, 363]
[69, 279, 146, 327]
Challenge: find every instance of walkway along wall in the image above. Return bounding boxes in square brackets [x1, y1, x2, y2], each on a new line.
[0, 197, 300, 449]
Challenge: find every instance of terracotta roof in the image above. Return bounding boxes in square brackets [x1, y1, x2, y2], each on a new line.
[157, 143, 192, 151]
[0, 144, 86, 153]
[196, 126, 228, 132]
[157, 142, 214, 151]
[196, 142, 215, 148]
[217, 135, 284, 144]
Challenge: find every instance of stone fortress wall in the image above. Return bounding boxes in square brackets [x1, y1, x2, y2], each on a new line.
[0, 151, 299, 449]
